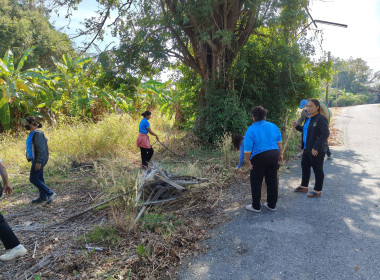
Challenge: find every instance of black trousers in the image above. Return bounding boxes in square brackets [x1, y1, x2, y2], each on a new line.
[0, 213, 20, 250]
[140, 147, 154, 167]
[301, 150, 326, 191]
[250, 150, 279, 210]
[327, 145, 331, 157]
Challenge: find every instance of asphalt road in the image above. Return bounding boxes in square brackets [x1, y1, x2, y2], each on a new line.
[179, 104, 380, 280]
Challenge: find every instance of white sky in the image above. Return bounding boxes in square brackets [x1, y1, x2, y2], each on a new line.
[308, 0, 380, 73]
[50, 0, 380, 73]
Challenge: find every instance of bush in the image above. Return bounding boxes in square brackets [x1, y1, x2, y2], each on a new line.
[194, 89, 250, 143]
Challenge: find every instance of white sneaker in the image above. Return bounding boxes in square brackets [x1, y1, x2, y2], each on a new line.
[0, 245, 27, 261]
[245, 204, 261, 212]
[263, 202, 276, 211]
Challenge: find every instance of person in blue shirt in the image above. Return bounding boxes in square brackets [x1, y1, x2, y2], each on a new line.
[243, 106, 283, 212]
[292, 99, 330, 197]
[232, 134, 244, 169]
[136, 111, 159, 168]
[25, 116, 56, 204]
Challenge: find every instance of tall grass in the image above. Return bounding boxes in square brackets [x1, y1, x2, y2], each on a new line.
[0, 113, 175, 177]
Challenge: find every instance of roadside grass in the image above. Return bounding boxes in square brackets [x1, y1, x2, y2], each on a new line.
[0, 112, 302, 279]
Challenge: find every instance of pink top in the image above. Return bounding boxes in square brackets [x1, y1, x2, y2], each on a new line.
[136, 133, 151, 149]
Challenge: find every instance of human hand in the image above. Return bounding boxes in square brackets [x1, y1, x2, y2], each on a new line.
[155, 135, 159, 141]
[292, 121, 297, 128]
[279, 154, 283, 163]
[35, 163, 42, 171]
[3, 183, 12, 197]
[311, 149, 318, 156]
[248, 163, 253, 170]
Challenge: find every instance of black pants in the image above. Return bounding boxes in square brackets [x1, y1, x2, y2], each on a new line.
[250, 150, 279, 210]
[301, 150, 326, 191]
[140, 147, 154, 167]
[327, 145, 331, 157]
[0, 213, 20, 250]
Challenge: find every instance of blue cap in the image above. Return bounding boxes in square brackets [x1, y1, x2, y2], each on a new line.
[299, 99, 308, 109]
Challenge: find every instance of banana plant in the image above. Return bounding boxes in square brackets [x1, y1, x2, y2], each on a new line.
[52, 54, 108, 117]
[0, 47, 48, 130]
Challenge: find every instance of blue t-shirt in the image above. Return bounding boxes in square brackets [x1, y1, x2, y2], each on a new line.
[139, 118, 150, 134]
[243, 120, 282, 159]
[303, 117, 311, 149]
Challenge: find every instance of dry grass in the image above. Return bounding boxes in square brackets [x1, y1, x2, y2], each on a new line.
[328, 107, 344, 146]
[0, 113, 247, 279]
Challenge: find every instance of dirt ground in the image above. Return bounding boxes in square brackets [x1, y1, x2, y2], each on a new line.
[0, 109, 343, 279]
[0, 160, 243, 279]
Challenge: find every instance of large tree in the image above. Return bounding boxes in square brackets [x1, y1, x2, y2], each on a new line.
[331, 57, 372, 93]
[50, 0, 311, 140]
[0, 0, 73, 69]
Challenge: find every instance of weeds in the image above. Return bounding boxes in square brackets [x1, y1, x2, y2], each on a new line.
[78, 226, 119, 247]
[136, 243, 151, 258]
[140, 212, 182, 235]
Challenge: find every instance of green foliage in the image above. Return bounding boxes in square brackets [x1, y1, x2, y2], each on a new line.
[0, 0, 73, 69]
[232, 27, 319, 131]
[79, 226, 119, 247]
[194, 88, 250, 142]
[140, 212, 181, 234]
[0, 47, 49, 130]
[335, 92, 373, 107]
[170, 64, 202, 129]
[331, 57, 371, 94]
[136, 243, 151, 258]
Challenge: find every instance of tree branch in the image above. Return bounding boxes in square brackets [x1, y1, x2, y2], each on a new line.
[81, 6, 111, 54]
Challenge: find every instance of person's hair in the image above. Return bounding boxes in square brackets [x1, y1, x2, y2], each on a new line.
[25, 116, 42, 128]
[308, 98, 321, 112]
[251, 106, 267, 121]
[141, 110, 152, 117]
[232, 134, 244, 150]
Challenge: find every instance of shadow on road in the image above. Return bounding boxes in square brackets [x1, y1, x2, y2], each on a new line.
[179, 148, 380, 280]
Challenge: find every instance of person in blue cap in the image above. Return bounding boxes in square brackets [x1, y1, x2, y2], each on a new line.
[297, 99, 309, 126]
[297, 99, 331, 158]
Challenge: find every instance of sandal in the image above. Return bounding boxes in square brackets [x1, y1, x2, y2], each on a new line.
[294, 186, 308, 193]
[307, 191, 321, 197]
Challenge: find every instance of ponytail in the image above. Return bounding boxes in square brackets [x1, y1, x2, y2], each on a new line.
[141, 110, 152, 118]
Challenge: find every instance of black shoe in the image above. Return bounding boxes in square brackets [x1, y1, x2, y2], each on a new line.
[32, 197, 47, 204]
[46, 193, 57, 205]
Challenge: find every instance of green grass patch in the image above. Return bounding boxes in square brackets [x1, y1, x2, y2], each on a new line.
[78, 225, 120, 247]
[140, 212, 182, 233]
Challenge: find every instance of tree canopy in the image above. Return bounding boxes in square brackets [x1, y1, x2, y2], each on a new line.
[0, 0, 73, 69]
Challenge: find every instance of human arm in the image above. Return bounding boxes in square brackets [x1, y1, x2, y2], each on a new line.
[147, 127, 159, 140]
[243, 128, 254, 170]
[244, 152, 253, 170]
[237, 144, 244, 169]
[297, 109, 308, 126]
[0, 162, 12, 196]
[277, 142, 283, 162]
[293, 121, 303, 132]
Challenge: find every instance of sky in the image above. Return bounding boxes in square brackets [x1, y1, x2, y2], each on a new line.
[49, 0, 380, 73]
[308, 0, 380, 72]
